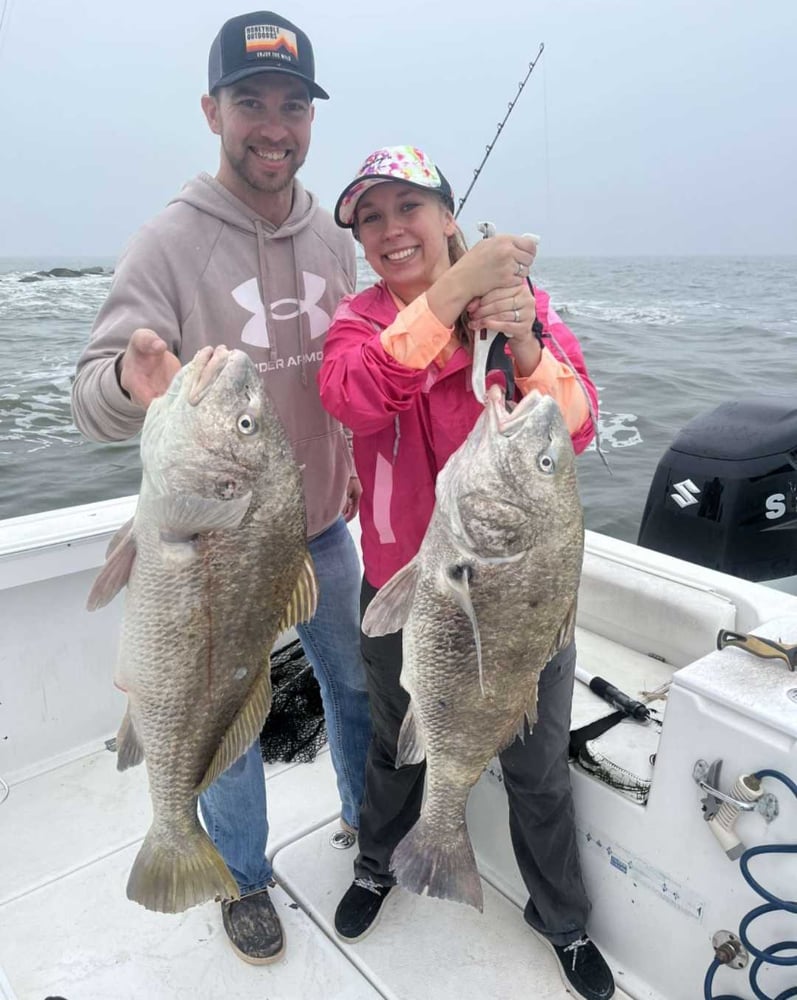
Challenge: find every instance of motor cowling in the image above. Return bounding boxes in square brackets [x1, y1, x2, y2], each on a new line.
[637, 399, 797, 582]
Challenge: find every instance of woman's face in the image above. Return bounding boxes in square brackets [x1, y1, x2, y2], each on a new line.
[354, 182, 457, 302]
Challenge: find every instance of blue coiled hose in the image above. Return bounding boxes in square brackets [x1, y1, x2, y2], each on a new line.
[704, 769, 797, 1000]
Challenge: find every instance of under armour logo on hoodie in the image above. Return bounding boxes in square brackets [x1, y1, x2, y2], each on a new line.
[232, 272, 330, 349]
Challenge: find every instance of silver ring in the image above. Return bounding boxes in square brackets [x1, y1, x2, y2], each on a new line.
[513, 308, 520, 323]
[515, 261, 526, 277]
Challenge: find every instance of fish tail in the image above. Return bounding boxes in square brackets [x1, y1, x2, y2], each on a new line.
[126, 823, 240, 913]
[390, 817, 483, 912]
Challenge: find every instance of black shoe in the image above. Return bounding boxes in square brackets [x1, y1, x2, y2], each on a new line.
[538, 933, 615, 1000]
[334, 877, 393, 943]
[221, 887, 285, 964]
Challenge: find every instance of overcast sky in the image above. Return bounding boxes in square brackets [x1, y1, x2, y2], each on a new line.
[1, 0, 795, 257]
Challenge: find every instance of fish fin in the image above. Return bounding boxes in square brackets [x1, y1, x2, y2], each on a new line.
[546, 597, 578, 662]
[441, 565, 485, 696]
[276, 553, 319, 633]
[525, 685, 540, 733]
[86, 530, 137, 610]
[362, 559, 421, 636]
[105, 517, 135, 558]
[126, 818, 240, 913]
[395, 702, 426, 766]
[496, 707, 536, 754]
[116, 706, 145, 770]
[391, 816, 483, 912]
[194, 666, 273, 794]
[152, 491, 252, 538]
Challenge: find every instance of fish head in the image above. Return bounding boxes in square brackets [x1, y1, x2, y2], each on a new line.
[141, 346, 284, 507]
[436, 388, 581, 562]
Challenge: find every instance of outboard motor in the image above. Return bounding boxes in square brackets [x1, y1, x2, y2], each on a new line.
[638, 399, 797, 582]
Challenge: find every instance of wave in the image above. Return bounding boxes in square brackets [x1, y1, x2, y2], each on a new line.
[0, 272, 113, 320]
[554, 299, 702, 326]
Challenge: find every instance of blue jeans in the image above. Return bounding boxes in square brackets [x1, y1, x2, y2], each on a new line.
[199, 517, 371, 893]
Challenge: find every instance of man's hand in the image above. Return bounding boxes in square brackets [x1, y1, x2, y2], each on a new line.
[119, 328, 182, 408]
[342, 475, 362, 522]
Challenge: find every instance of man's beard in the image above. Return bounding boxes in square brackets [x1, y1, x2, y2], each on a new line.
[224, 141, 305, 195]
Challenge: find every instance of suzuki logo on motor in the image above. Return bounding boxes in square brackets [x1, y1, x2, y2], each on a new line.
[765, 493, 787, 520]
[670, 479, 701, 509]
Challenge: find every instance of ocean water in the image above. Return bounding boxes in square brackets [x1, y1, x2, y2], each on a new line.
[1, 254, 795, 544]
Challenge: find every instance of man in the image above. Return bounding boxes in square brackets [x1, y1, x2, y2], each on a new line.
[71, 11, 371, 965]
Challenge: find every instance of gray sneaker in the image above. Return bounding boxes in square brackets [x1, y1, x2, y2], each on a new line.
[221, 887, 285, 964]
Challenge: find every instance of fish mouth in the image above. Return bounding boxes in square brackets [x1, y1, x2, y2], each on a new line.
[486, 385, 554, 437]
[187, 346, 245, 405]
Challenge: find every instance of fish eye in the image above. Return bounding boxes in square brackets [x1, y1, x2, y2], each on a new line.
[538, 452, 555, 474]
[237, 412, 258, 436]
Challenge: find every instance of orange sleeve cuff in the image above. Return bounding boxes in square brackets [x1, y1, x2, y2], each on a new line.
[379, 294, 456, 370]
[515, 348, 590, 436]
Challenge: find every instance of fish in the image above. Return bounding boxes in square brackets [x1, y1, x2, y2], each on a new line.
[87, 345, 317, 913]
[362, 386, 584, 911]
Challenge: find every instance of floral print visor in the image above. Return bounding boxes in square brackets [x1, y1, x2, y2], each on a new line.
[334, 145, 455, 228]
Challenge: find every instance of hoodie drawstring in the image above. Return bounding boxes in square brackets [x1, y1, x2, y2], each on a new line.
[290, 239, 308, 388]
[254, 219, 278, 366]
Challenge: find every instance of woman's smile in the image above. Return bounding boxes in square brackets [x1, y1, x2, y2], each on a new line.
[383, 246, 419, 263]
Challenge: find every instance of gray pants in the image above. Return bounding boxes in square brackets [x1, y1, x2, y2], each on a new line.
[354, 578, 591, 947]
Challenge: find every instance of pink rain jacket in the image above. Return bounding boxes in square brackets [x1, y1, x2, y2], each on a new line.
[319, 281, 597, 588]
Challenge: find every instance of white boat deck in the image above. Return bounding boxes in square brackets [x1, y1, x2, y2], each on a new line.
[4, 499, 797, 1000]
[0, 743, 633, 1000]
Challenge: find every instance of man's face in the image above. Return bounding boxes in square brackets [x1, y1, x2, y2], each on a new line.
[202, 74, 314, 206]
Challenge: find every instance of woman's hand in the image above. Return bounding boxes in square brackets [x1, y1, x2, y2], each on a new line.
[453, 234, 537, 299]
[467, 281, 542, 377]
[426, 233, 537, 328]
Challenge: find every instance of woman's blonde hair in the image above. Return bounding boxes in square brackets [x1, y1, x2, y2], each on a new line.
[446, 223, 474, 351]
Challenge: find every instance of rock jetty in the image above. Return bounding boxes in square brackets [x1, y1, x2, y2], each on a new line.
[18, 266, 113, 283]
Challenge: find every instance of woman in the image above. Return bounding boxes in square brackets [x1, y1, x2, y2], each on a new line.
[318, 146, 613, 1000]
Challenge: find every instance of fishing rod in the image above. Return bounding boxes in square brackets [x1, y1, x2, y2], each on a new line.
[461, 46, 610, 472]
[455, 42, 545, 219]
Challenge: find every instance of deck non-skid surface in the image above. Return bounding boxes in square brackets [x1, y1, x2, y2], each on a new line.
[1, 747, 632, 1000]
[3, 850, 380, 1000]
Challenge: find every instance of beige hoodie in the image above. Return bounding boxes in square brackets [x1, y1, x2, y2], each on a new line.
[72, 173, 356, 538]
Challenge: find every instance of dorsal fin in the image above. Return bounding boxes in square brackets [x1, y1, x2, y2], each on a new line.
[195, 665, 272, 794]
[545, 597, 578, 664]
[276, 553, 319, 634]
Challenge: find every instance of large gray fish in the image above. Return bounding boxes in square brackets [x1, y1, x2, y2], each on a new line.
[87, 346, 317, 913]
[363, 388, 583, 911]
